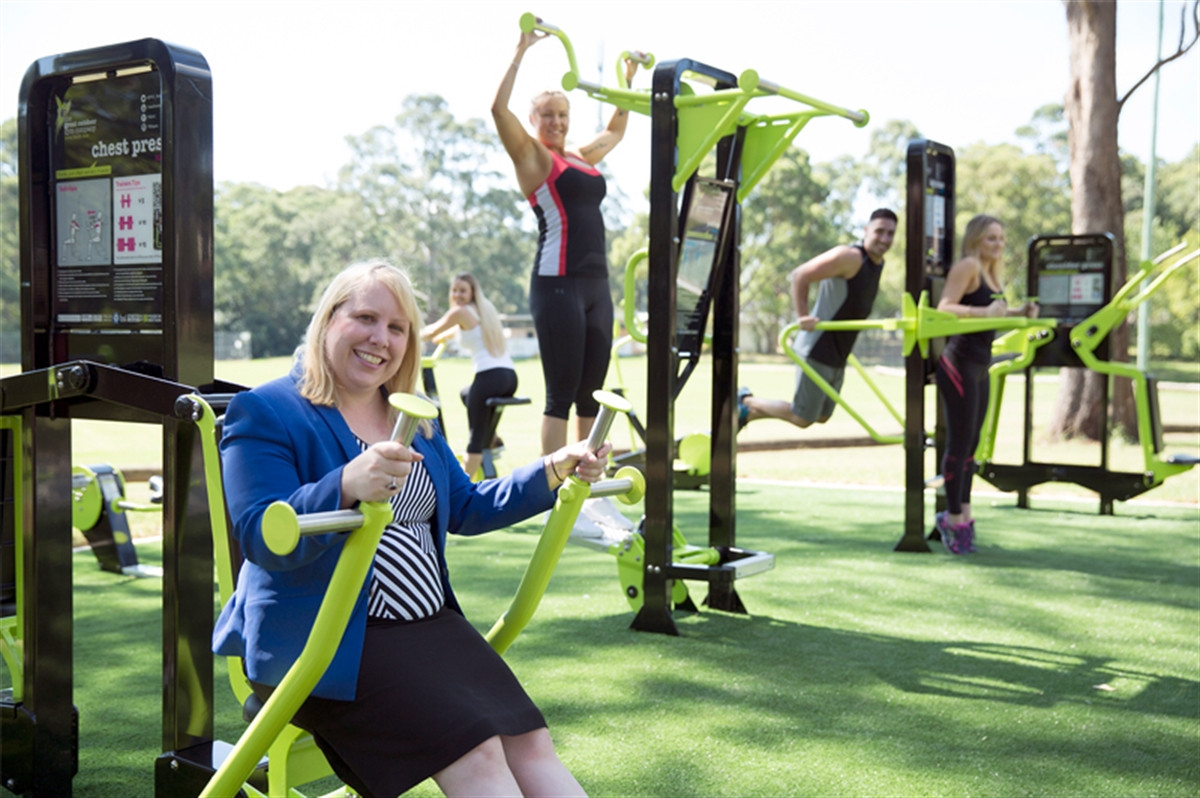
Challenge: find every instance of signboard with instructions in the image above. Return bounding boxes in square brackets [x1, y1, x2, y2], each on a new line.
[52, 67, 164, 331]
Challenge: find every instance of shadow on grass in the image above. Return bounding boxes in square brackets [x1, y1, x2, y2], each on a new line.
[47, 480, 1200, 796]
[515, 609, 1199, 790]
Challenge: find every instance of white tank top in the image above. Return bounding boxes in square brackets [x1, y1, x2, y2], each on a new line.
[459, 323, 515, 373]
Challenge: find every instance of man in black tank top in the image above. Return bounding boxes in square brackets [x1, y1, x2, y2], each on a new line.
[739, 209, 897, 430]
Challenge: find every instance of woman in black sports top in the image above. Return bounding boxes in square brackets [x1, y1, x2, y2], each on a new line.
[934, 214, 1038, 554]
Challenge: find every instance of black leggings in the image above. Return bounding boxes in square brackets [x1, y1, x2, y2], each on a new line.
[529, 275, 612, 419]
[936, 352, 990, 515]
[459, 367, 518, 454]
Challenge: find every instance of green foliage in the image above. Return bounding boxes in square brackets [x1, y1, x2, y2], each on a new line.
[337, 95, 531, 320]
[857, 119, 921, 210]
[214, 182, 379, 357]
[953, 140, 1071, 292]
[0, 102, 1193, 367]
[1, 118, 18, 362]
[1014, 102, 1069, 166]
[738, 149, 846, 353]
[1121, 143, 1199, 361]
[847, 121, 920, 320]
[1156, 143, 1199, 239]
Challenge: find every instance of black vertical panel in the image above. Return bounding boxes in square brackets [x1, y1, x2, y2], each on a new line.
[704, 133, 742, 611]
[898, 140, 954, 552]
[631, 59, 683, 635]
[12, 39, 215, 796]
[25, 413, 77, 795]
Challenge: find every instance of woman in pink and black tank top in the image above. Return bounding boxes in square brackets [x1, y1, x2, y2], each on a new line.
[493, 26, 639, 455]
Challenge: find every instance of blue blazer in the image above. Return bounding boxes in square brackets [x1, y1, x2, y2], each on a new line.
[212, 374, 556, 701]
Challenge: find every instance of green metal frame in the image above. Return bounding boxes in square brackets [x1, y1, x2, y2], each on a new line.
[194, 392, 647, 796]
[200, 494, 391, 798]
[975, 245, 1200, 488]
[520, 12, 653, 116]
[521, 13, 867, 201]
[1, 414, 25, 701]
[192, 396, 355, 798]
[778, 323, 906, 445]
[771, 291, 1056, 447]
[486, 466, 645, 654]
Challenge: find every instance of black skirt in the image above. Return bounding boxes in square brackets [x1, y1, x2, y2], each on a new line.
[253, 607, 547, 798]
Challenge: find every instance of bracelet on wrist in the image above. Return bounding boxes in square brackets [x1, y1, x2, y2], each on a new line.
[548, 456, 565, 482]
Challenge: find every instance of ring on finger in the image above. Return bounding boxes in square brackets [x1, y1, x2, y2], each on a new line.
[387, 479, 398, 491]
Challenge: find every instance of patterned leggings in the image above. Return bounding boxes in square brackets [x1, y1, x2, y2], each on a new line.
[936, 352, 990, 515]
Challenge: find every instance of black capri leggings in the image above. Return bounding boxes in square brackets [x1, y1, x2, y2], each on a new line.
[935, 351, 990, 515]
[459, 367, 518, 454]
[529, 275, 613, 419]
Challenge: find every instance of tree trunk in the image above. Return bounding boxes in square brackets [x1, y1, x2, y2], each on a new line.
[1051, 0, 1136, 442]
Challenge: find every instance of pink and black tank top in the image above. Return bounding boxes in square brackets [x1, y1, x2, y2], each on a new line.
[528, 150, 608, 278]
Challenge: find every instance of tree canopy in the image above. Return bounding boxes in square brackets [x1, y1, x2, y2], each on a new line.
[0, 94, 1194, 364]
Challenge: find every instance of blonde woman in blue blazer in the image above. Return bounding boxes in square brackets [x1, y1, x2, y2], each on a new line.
[214, 260, 607, 797]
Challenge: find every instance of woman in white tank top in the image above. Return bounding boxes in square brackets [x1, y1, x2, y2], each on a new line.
[421, 273, 518, 478]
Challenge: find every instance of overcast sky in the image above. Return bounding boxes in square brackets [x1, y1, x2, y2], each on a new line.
[2, 0, 1197, 219]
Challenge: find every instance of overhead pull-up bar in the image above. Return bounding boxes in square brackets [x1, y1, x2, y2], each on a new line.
[518, 12, 869, 198]
[519, 12, 653, 115]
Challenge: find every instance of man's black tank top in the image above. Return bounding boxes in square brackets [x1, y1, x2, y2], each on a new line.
[806, 244, 884, 369]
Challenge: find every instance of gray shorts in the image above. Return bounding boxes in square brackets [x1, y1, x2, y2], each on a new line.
[792, 359, 845, 424]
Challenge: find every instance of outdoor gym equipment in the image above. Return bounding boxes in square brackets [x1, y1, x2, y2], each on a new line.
[568, 395, 774, 614]
[896, 141, 1195, 548]
[548, 13, 864, 632]
[894, 139, 958, 552]
[2, 39, 235, 797]
[197, 392, 437, 798]
[420, 336, 531, 480]
[778, 325, 906, 445]
[71, 464, 164, 577]
[196, 390, 642, 796]
[486, 390, 643, 653]
[895, 140, 1056, 551]
[605, 247, 717, 489]
[976, 240, 1200, 512]
[519, 13, 654, 114]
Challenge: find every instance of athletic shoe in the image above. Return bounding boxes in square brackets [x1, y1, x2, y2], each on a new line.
[964, 519, 977, 553]
[737, 387, 752, 431]
[935, 511, 967, 555]
[934, 511, 954, 553]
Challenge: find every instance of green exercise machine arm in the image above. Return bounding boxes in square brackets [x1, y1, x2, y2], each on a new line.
[486, 390, 643, 655]
[777, 295, 1061, 447]
[623, 248, 649, 345]
[975, 243, 1196, 474]
[200, 501, 393, 798]
[1066, 245, 1200, 484]
[1070, 244, 1197, 367]
[779, 322, 904, 445]
[673, 68, 868, 199]
[519, 12, 653, 115]
[200, 394, 437, 798]
[517, 13, 867, 201]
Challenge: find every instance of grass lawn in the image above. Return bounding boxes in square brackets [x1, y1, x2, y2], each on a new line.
[26, 351, 1200, 508]
[17, 482, 1200, 796]
[2, 353, 1197, 795]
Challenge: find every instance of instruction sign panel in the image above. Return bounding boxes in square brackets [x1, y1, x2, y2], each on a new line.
[51, 68, 163, 328]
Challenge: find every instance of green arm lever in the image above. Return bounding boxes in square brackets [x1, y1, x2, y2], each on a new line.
[486, 390, 639, 655]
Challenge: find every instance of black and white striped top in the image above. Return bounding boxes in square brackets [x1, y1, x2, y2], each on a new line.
[355, 439, 444, 621]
